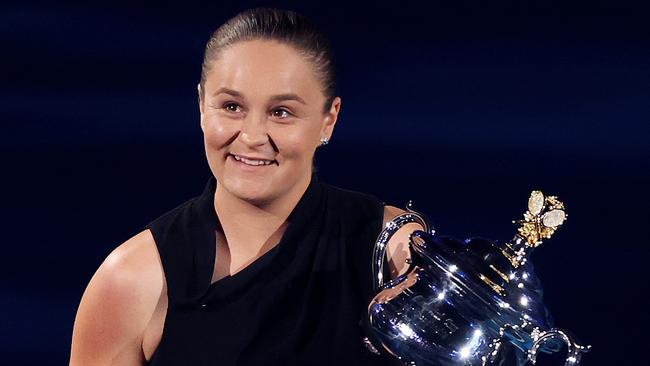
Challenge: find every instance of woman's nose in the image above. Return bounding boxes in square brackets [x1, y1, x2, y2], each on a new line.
[239, 112, 269, 147]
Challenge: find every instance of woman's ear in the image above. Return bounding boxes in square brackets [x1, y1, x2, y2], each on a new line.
[321, 96, 341, 140]
[197, 83, 205, 131]
[197, 83, 204, 113]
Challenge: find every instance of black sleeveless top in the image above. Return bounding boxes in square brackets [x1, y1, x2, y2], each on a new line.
[142, 172, 396, 365]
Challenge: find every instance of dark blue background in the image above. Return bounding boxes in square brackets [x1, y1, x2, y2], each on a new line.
[2, 1, 648, 364]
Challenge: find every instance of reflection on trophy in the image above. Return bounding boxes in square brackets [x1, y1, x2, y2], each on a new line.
[363, 191, 591, 365]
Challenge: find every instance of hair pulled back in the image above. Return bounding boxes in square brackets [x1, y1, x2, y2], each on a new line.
[199, 7, 337, 114]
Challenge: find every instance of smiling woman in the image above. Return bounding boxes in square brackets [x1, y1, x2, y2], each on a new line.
[69, 7, 419, 366]
[199, 38, 332, 207]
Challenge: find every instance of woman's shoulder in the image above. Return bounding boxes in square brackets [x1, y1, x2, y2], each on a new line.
[101, 229, 164, 292]
[77, 228, 164, 325]
[70, 229, 164, 364]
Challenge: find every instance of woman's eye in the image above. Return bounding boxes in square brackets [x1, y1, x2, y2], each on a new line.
[223, 102, 241, 113]
[220, 103, 290, 119]
[273, 108, 291, 119]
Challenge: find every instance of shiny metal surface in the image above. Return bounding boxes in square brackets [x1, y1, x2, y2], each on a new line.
[373, 200, 431, 290]
[364, 192, 590, 365]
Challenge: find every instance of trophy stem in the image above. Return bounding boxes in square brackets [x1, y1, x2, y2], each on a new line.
[501, 235, 534, 268]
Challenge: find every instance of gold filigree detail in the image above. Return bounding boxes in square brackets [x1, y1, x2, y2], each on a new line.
[489, 265, 510, 283]
[500, 248, 520, 268]
[515, 191, 567, 247]
[479, 273, 505, 295]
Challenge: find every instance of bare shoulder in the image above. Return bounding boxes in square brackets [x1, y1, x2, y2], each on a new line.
[382, 205, 424, 279]
[101, 229, 162, 284]
[69, 229, 164, 366]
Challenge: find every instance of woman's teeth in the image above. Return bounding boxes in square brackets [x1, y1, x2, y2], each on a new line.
[232, 154, 274, 166]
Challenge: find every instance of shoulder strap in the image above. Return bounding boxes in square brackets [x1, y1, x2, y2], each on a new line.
[143, 175, 218, 306]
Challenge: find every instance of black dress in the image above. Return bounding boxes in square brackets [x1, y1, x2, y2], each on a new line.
[143, 172, 396, 365]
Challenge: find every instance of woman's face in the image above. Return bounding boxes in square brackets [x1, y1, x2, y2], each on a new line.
[199, 39, 340, 206]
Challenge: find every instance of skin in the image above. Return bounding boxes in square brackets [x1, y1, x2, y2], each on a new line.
[69, 39, 421, 366]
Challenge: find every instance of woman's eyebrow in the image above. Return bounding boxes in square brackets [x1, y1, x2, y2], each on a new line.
[214, 87, 306, 105]
[269, 93, 306, 105]
[213, 87, 242, 98]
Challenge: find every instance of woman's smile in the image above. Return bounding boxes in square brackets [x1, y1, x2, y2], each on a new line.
[227, 153, 278, 172]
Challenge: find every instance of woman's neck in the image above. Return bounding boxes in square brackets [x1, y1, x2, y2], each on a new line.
[213, 173, 312, 257]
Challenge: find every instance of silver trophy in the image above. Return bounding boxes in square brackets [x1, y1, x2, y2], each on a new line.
[363, 191, 591, 365]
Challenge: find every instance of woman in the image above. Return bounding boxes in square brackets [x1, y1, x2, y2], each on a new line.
[70, 7, 422, 365]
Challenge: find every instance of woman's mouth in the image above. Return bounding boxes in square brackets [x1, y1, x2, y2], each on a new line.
[229, 154, 277, 167]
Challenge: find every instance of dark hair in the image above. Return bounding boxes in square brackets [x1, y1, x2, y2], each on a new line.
[198, 7, 337, 114]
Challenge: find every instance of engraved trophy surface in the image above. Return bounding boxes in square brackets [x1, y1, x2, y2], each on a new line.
[364, 191, 590, 365]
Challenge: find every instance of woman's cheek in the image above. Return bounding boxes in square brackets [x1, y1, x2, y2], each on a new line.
[276, 127, 317, 155]
[204, 118, 235, 149]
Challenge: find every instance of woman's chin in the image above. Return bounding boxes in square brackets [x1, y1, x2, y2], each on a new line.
[236, 191, 271, 205]
[223, 180, 274, 204]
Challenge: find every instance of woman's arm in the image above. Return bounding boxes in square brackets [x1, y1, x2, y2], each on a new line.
[69, 229, 163, 366]
[383, 205, 424, 279]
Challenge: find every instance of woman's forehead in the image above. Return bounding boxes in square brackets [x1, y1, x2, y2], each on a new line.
[205, 40, 321, 100]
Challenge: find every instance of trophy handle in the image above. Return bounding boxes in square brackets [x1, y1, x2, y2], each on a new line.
[527, 328, 591, 366]
[372, 201, 431, 290]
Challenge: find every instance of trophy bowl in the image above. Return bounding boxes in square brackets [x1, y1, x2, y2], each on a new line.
[363, 191, 590, 365]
